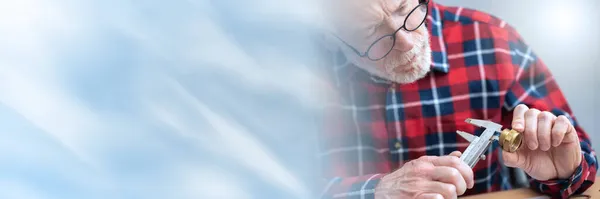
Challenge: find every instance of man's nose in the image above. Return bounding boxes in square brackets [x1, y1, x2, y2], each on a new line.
[392, 30, 415, 52]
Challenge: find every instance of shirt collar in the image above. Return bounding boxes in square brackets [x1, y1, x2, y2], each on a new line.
[427, 1, 450, 74]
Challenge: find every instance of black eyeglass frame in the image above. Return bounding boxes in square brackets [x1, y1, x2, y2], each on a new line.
[335, 0, 430, 61]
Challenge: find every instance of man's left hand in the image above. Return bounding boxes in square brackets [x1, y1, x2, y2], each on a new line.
[502, 104, 582, 181]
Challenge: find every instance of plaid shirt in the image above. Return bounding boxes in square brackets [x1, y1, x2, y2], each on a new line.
[317, 1, 598, 199]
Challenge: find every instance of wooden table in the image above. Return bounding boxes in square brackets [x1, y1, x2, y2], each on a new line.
[461, 177, 600, 199]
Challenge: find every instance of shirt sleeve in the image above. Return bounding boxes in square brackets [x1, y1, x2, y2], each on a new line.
[319, 174, 385, 199]
[313, 45, 389, 199]
[316, 94, 387, 199]
[502, 28, 598, 198]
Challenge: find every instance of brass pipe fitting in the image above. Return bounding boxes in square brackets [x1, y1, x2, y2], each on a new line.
[499, 129, 522, 153]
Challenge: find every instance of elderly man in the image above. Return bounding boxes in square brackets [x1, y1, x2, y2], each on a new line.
[316, 0, 598, 198]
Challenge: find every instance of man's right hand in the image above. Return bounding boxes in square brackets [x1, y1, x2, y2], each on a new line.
[374, 151, 475, 199]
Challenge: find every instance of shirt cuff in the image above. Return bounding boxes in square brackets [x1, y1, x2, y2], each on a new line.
[532, 153, 589, 197]
[322, 173, 384, 199]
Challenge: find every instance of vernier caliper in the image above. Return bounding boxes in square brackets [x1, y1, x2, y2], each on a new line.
[456, 118, 522, 168]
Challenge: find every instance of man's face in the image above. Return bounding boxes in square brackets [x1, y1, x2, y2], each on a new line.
[328, 0, 432, 84]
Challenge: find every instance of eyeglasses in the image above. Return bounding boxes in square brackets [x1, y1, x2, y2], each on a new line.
[336, 0, 429, 61]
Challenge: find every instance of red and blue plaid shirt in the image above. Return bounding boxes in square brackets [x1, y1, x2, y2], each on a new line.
[317, 1, 598, 198]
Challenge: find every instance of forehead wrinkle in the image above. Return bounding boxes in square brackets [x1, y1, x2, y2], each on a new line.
[343, 1, 383, 30]
[383, 0, 403, 13]
[364, 0, 390, 29]
[380, 0, 409, 24]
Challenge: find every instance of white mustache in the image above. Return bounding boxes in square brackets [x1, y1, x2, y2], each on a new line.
[384, 34, 427, 73]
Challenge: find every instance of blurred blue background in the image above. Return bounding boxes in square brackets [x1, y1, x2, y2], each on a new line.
[0, 0, 324, 198]
[0, 0, 598, 199]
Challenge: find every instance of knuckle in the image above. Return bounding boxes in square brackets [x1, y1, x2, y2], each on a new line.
[423, 165, 435, 174]
[558, 115, 571, 124]
[516, 104, 528, 110]
[409, 158, 423, 165]
[412, 161, 430, 169]
[403, 160, 415, 169]
[553, 117, 565, 127]
[525, 108, 540, 116]
[412, 164, 432, 176]
[405, 160, 419, 171]
[448, 168, 461, 179]
[538, 112, 551, 121]
[417, 155, 432, 162]
[449, 156, 462, 167]
[442, 184, 457, 195]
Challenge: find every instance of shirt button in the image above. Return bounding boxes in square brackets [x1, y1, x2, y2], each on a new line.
[395, 141, 402, 149]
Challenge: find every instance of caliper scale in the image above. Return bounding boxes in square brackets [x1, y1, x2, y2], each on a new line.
[457, 118, 523, 168]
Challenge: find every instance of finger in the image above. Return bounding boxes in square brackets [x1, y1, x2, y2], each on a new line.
[524, 108, 541, 150]
[416, 193, 444, 199]
[449, 151, 462, 157]
[430, 156, 474, 189]
[537, 111, 556, 151]
[421, 181, 458, 199]
[551, 116, 571, 146]
[430, 166, 467, 195]
[565, 120, 579, 144]
[553, 116, 579, 145]
[512, 104, 529, 131]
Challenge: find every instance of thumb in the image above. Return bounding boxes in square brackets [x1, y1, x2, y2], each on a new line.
[502, 150, 525, 168]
